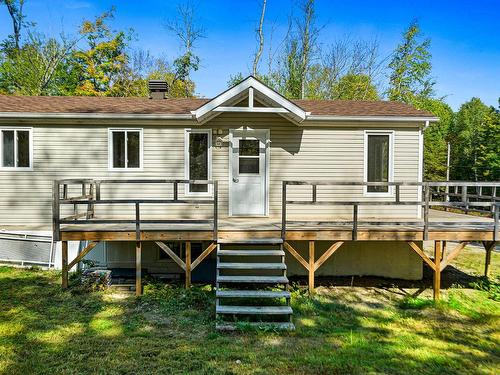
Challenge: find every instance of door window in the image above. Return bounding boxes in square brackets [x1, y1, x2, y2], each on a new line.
[238, 139, 260, 174]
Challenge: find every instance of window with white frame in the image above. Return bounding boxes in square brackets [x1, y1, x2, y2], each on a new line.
[364, 131, 393, 194]
[185, 129, 212, 194]
[1, 128, 32, 169]
[108, 129, 142, 170]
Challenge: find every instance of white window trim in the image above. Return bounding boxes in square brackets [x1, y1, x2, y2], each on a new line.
[363, 130, 394, 197]
[184, 128, 212, 197]
[108, 128, 143, 171]
[0, 127, 33, 170]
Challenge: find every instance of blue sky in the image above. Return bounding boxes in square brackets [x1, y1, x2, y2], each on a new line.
[0, 0, 498, 110]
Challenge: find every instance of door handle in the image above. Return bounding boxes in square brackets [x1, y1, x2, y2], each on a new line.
[233, 178, 239, 183]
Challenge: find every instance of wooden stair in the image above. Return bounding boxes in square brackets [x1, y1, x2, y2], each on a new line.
[215, 239, 294, 331]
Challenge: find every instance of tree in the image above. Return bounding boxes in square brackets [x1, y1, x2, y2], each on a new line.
[318, 37, 383, 99]
[332, 74, 379, 101]
[0, 31, 78, 95]
[263, 0, 320, 99]
[449, 98, 491, 181]
[72, 8, 131, 96]
[476, 103, 500, 180]
[388, 20, 435, 103]
[296, 0, 318, 99]
[110, 51, 196, 98]
[411, 97, 454, 180]
[1, 0, 27, 51]
[165, 1, 204, 97]
[252, 0, 267, 76]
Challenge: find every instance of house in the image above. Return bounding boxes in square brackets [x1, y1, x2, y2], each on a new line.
[0, 76, 497, 329]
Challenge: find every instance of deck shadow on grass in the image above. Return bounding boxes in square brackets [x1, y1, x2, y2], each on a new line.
[289, 263, 483, 292]
[1, 266, 498, 374]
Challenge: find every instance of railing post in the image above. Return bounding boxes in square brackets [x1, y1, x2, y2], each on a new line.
[395, 184, 400, 203]
[492, 186, 497, 215]
[52, 181, 60, 242]
[95, 181, 101, 201]
[86, 183, 94, 219]
[135, 202, 140, 241]
[462, 185, 468, 213]
[281, 182, 287, 241]
[494, 204, 499, 242]
[174, 181, 178, 201]
[312, 184, 317, 203]
[352, 204, 358, 241]
[213, 181, 218, 241]
[424, 183, 430, 240]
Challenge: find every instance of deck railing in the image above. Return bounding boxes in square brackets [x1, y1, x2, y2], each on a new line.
[282, 181, 500, 241]
[52, 179, 218, 241]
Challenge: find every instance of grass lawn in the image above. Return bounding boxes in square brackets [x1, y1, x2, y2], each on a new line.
[0, 244, 499, 374]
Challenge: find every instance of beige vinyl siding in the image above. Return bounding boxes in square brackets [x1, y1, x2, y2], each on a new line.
[0, 113, 422, 229]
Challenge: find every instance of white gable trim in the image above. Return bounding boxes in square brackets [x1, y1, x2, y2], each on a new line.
[191, 76, 307, 123]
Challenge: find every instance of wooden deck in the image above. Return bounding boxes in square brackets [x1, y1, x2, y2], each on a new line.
[53, 179, 499, 300]
[59, 210, 496, 242]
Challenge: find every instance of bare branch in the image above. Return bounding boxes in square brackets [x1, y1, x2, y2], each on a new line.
[252, 0, 267, 76]
[165, 1, 205, 54]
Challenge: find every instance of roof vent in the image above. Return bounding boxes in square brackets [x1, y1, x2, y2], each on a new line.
[148, 80, 168, 100]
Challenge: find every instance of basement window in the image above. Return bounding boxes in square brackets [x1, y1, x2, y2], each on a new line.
[108, 129, 143, 170]
[185, 129, 212, 195]
[0, 128, 32, 169]
[364, 131, 394, 195]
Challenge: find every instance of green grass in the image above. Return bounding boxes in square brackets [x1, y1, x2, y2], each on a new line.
[0, 246, 499, 375]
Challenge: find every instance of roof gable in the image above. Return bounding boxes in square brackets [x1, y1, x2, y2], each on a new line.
[191, 76, 308, 124]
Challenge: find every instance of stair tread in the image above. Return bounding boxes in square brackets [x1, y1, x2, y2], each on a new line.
[216, 322, 295, 331]
[216, 305, 293, 314]
[217, 262, 286, 270]
[216, 290, 291, 298]
[218, 238, 283, 245]
[218, 250, 285, 256]
[217, 275, 289, 283]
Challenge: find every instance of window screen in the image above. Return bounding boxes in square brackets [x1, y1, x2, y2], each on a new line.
[1, 129, 31, 168]
[188, 132, 209, 193]
[127, 131, 140, 168]
[2, 130, 15, 167]
[367, 134, 390, 193]
[111, 130, 141, 169]
[17, 131, 30, 168]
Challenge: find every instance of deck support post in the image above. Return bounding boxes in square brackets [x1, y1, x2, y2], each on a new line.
[308, 241, 315, 294]
[185, 241, 191, 288]
[136, 241, 142, 296]
[483, 241, 495, 278]
[62, 241, 68, 289]
[433, 241, 442, 301]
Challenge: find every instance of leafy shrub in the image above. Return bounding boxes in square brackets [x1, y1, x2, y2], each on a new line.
[470, 277, 500, 301]
[140, 283, 214, 316]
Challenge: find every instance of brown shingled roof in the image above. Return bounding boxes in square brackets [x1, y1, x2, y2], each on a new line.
[293, 99, 434, 117]
[0, 95, 434, 117]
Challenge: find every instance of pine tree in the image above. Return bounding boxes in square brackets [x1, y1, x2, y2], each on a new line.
[388, 20, 435, 103]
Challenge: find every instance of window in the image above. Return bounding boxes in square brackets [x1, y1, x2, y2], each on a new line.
[238, 139, 260, 174]
[364, 131, 393, 194]
[185, 129, 212, 195]
[1, 128, 32, 169]
[108, 129, 142, 170]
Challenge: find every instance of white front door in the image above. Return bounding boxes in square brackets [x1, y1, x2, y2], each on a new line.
[229, 129, 268, 216]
